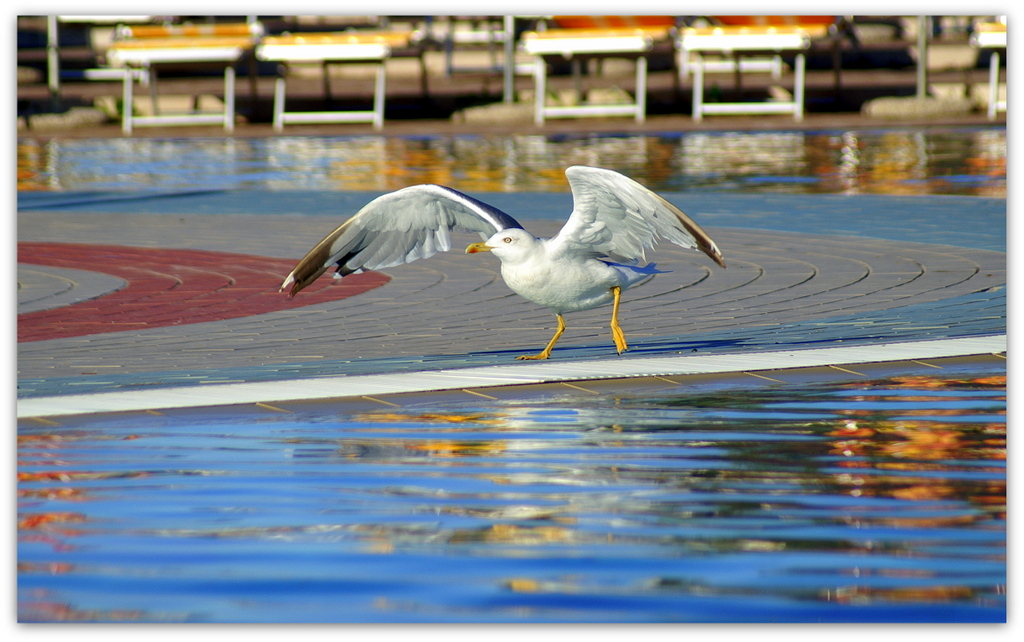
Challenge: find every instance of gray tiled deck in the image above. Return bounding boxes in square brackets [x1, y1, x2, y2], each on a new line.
[17, 189, 1006, 415]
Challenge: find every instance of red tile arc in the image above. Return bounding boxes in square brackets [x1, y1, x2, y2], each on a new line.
[17, 242, 389, 343]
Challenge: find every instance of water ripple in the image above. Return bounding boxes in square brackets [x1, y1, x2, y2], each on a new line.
[18, 370, 1005, 622]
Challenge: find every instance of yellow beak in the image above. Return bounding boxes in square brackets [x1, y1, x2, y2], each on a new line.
[466, 242, 492, 254]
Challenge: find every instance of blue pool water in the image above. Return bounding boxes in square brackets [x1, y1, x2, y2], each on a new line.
[18, 368, 1006, 623]
[18, 126, 1006, 197]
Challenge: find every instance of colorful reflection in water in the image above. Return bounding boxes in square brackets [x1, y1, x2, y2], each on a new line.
[17, 127, 1006, 197]
[18, 371, 1005, 622]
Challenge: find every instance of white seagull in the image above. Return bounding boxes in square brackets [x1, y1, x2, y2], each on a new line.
[281, 165, 726, 360]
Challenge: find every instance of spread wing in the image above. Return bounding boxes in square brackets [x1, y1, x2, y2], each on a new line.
[281, 184, 523, 296]
[549, 166, 726, 268]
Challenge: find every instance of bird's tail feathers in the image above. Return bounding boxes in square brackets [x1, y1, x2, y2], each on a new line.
[604, 261, 669, 275]
[603, 260, 670, 276]
[637, 262, 669, 275]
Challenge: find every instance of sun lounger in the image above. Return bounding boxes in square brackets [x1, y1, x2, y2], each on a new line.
[679, 25, 820, 122]
[970, 21, 1006, 120]
[520, 26, 672, 125]
[106, 22, 264, 134]
[256, 31, 414, 131]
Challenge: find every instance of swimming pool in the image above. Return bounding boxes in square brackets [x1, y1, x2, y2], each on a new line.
[17, 125, 1007, 623]
[17, 366, 1005, 622]
[17, 126, 1006, 197]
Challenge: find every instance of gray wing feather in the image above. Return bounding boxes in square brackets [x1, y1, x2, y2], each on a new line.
[282, 184, 522, 295]
[550, 166, 726, 268]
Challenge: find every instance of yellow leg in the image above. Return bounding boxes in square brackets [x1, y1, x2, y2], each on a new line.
[518, 314, 566, 360]
[610, 286, 628, 354]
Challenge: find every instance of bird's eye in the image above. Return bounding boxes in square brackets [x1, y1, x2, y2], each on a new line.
[503, 237, 513, 243]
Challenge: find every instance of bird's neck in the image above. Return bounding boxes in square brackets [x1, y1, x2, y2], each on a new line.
[497, 240, 544, 267]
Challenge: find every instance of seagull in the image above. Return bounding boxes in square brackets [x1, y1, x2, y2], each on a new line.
[281, 165, 726, 360]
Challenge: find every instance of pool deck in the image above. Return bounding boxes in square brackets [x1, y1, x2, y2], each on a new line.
[16, 176, 1006, 420]
[15, 56, 1009, 419]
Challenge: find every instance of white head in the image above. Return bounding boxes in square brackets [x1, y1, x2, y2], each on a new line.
[466, 228, 539, 263]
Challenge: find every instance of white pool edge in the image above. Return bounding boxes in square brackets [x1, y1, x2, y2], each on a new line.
[17, 335, 1007, 419]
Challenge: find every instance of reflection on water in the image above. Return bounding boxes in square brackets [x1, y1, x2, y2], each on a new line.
[17, 127, 1006, 197]
[18, 371, 1005, 622]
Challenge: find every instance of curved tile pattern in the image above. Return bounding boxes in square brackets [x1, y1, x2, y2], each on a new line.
[16, 227, 1004, 383]
[17, 243, 390, 342]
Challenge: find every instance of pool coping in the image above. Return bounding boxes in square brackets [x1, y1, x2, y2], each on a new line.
[16, 334, 1006, 419]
